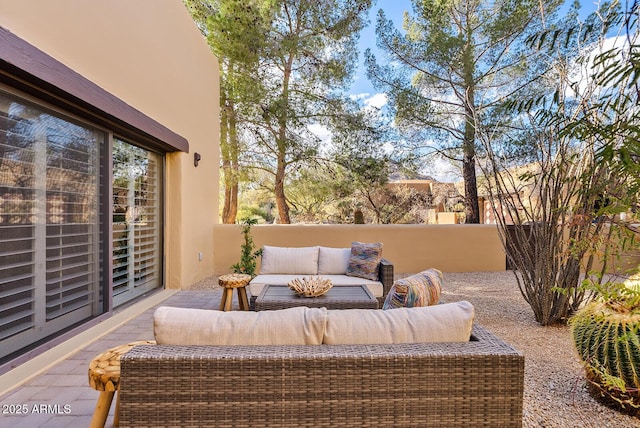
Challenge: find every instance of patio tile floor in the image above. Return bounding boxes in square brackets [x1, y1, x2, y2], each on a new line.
[0, 288, 226, 428]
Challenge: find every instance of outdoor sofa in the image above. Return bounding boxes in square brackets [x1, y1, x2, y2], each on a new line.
[248, 244, 394, 306]
[118, 303, 525, 427]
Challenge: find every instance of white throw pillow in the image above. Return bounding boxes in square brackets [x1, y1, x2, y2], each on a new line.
[259, 245, 319, 275]
[323, 301, 475, 345]
[318, 247, 351, 275]
[154, 306, 328, 346]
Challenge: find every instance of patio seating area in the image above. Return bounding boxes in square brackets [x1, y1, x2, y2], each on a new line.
[0, 272, 637, 427]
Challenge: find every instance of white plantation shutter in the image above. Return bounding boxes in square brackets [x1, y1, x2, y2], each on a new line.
[0, 92, 102, 360]
[0, 225, 35, 341]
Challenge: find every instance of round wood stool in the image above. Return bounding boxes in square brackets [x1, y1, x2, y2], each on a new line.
[88, 340, 155, 428]
[218, 273, 251, 311]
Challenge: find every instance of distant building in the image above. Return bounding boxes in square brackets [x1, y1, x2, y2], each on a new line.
[387, 179, 464, 223]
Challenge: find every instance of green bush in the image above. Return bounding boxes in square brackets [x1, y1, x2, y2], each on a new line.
[231, 218, 262, 277]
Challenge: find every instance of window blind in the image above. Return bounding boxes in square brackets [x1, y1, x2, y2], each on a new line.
[0, 92, 102, 360]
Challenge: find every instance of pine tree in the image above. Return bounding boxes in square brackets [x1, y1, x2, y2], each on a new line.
[366, 0, 562, 223]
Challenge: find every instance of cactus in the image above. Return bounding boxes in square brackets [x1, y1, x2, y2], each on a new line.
[570, 274, 640, 414]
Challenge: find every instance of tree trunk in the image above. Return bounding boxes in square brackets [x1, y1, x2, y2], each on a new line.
[462, 29, 480, 224]
[273, 52, 294, 224]
[220, 63, 240, 224]
[274, 155, 290, 223]
[220, 86, 232, 223]
[224, 91, 239, 224]
[462, 147, 480, 224]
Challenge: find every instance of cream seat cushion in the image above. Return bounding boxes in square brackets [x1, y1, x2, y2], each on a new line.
[154, 306, 328, 346]
[323, 301, 475, 344]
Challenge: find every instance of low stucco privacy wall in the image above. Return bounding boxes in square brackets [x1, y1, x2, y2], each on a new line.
[213, 224, 506, 275]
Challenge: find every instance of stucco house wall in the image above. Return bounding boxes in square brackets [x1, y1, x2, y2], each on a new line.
[0, 0, 220, 289]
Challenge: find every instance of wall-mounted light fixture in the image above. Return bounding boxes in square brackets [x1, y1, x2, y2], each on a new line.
[194, 152, 201, 167]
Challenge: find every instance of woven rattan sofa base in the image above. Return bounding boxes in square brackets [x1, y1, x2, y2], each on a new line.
[119, 324, 523, 428]
[120, 326, 524, 428]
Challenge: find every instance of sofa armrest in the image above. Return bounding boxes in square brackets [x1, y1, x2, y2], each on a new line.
[378, 258, 394, 300]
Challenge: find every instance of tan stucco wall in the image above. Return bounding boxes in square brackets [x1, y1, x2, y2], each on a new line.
[0, 0, 220, 289]
[214, 224, 506, 275]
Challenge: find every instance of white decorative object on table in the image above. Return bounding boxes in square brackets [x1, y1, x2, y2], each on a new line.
[288, 276, 333, 297]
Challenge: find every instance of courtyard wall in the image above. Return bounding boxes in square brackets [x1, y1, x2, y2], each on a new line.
[214, 224, 506, 274]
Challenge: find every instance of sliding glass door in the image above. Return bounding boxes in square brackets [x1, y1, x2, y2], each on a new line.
[111, 139, 163, 306]
[0, 91, 103, 360]
[0, 90, 164, 362]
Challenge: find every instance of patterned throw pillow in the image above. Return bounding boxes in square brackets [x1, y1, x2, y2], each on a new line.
[345, 241, 383, 281]
[382, 268, 443, 309]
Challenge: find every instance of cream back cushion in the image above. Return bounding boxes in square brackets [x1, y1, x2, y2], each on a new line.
[323, 301, 475, 345]
[318, 247, 351, 275]
[154, 306, 328, 346]
[259, 245, 319, 275]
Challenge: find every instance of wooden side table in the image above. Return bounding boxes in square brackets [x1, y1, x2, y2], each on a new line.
[218, 273, 251, 311]
[88, 340, 155, 428]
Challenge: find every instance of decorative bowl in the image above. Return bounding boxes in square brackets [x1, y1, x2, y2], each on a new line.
[288, 276, 333, 297]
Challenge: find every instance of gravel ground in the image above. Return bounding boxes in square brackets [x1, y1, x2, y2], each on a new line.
[188, 271, 639, 427]
[440, 271, 638, 428]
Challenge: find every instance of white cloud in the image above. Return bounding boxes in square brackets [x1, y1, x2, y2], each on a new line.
[349, 93, 371, 102]
[350, 92, 388, 109]
[308, 123, 332, 147]
[568, 35, 631, 98]
[382, 141, 394, 154]
[419, 154, 462, 183]
[364, 93, 388, 109]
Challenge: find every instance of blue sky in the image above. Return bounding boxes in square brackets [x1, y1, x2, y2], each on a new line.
[349, 0, 409, 96]
[350, 0, 600, 97]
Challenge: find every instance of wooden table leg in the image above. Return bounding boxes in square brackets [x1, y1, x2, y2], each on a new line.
[90, 391, 115, 428]
[219, 288, 226, 311]
[238, 287, 249, 310]
[218, 274, 252, 311]
[219, 288, 231, 311]
[224, 288, 233, 311]
[113, 390, 120, 426]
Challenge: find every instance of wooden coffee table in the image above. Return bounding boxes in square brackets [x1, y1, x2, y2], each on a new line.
[255, 284, 379, 311]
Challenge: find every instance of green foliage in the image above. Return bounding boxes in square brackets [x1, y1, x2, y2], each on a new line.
[231, 218, 262, 277]
[243, 0, 373, 223]
[285, 165, 348, 223]
[560, 0, 640, 395]
[185, 0, 275, 224]
[359, 185, 432, 224]
[187, 0, 414, 225]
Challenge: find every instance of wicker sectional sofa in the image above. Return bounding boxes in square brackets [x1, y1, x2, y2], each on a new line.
[248, 245, 395, 306]
[118, 304, 525, 427]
